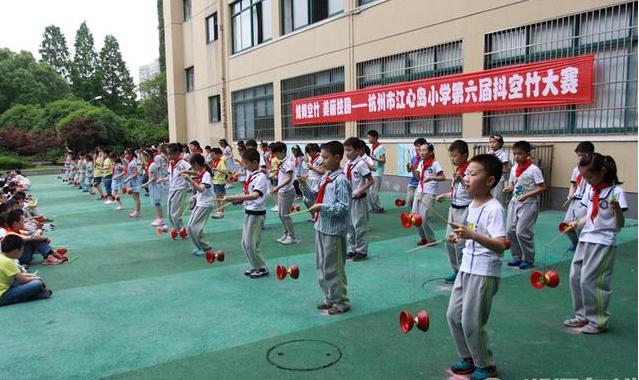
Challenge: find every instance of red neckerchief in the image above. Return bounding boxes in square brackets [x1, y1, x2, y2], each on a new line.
[211, 157, 221, 170]
[346, 159, 357, 181]
[411, 154, 420, 170]
[169, 157, 184, 176]
[243, 172, 259, 194]
[576, 173, 582, 186]
[456, 160, 470, 177]
[372, 142, 381, 155]
[419, 156, 435, 184]
[195, 168, 207, 184]
[590, 182, 611, 222]
[515, 159, 533, 178]
[4, 227, 13, 233]
[313, 175, 333, 223]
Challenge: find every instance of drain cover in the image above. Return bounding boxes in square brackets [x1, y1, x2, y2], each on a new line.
[266, 339, 342, 371]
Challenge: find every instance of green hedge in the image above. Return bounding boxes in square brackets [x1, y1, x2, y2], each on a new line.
[0, 156, 32, 170]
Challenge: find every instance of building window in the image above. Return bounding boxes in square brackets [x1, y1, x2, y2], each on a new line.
[231, 0, 273, 53]
[281, 67, 345, 140]
[358, 0, 377, 5]
[206, 13, 218, 43]
[282, 0, 343, 34]
[183, 0, 192, 21]
[232, 83, 274, 140]
[356, 41, 464, 138]
[484, 2, 638, 136]
[209, 95, 221, 122]
[185, 67, 194, 92]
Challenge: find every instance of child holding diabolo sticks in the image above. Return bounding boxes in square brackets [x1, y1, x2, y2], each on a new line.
[412, 142, 445, 246]
[343, 137, 373, 262]
[564, 153, 627, 334]
[183, 154, 216, 256]
[436, 140, 472, 284]
[299, 141, 351, 315]
[563, 141, 594, 250]
[164, 143, 192, 239]
[224, 148, 270, 278]
[446, 154, 507, 380]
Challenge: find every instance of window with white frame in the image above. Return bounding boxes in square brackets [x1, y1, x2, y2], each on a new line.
[231, 0, 273, 53]
[206, 13, 218, 43]
[232, 84, 274, 140]
[185, 67, 194, 92]
[209, 95, 221, 122]
[483, 2, 638, 136]
[183, 0, 192, 21]
[281, 0, 344, 34]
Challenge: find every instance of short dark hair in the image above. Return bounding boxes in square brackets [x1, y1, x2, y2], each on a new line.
[575, 141, 595, 154]
[246, 140, 258, 149]
[167, 143, 181, 154]
[1, 233, 23, 253]
[4, 209, 22, 228]
[321, 141, 344, 160]
[448, 140, 469, 155]
[269, 142, 287, 153]
[189, 140, 201, 148]
[470, 154, 503, 189]
[489, 134, 504, 148]
[211, 147, 223, 155]
[367, 130, 379, 139]
[343, 137, 365, 150]
[413, 138, 427, 146]
[580, 153, 623, 185]
[242, 148, 260, 163]
[305, 143, 320, 154]
[511, 140, 532, 153]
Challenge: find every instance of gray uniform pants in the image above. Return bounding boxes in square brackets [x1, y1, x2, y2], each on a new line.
[242, 213, 267, 270]
[411, 193, 436, 242]
[368, 177, 384, 211]
[347, 197, 369, 254]
[446, 207, 469, 272]
[167, 188, 190, 229]
[563, 199, 587, 247]
[186, 206, 213, 251]
[506, 201, 539, 262]
[446, 271, 499, 369]
[569, 242, 616, 329]
[315, 231, 349, 305]
[406, 185, 416, 209]
[278, 189, 296, 238]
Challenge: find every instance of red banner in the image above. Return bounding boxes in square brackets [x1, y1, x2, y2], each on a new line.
[292, 55, 594, 125]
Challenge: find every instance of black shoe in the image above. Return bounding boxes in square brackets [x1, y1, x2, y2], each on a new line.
[353, 253, 368, 262]
[249, 268, 269, 279]
[346, 252, 356, 260]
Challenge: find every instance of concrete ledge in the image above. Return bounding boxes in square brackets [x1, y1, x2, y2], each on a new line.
[22, 168, 62, 176]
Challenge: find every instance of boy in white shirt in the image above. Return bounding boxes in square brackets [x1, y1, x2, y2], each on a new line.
[343, 138, 374, 262]
[225, 149, 270, 278]
[563, 141, 594, 250]
[183, 154, 215, 256]
[270, 142, 299, 245]
[564, 153, 627, 334]
[367, 130, 386, 213]
[164, 143, 192, 239]
[503, 141, 546, 269]
[446, 154, 507, 380]
[488, 134, 509, 203]
[412, 143, 445, 246]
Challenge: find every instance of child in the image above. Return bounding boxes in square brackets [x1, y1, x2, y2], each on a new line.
[343, 137, 373, 262]
[563, 141, 594, 250]
[503, 141, 546, 269]
[102, 149, 114, 201]
[93, 149, 105, 199]
[406, 138, 427, 208]
[367, 129, 386, 213]
[412, 142, 445, 245]
[1, 210, 65, 266]
[436, 140, 472, 283]
[110, 152, 125, 211]
[225, 148, 270, 278]
[488, 134, 510, 203]
[446, 154, 506, 380]
[303, 143, 325, 212]
[183, 154, 216, 256]
[210, 148, 228, 219]
[564, 153, 627, 334]
[270, 142, 299, 245]
[123, 149, 143, 218]
[143, 149, 168, 227]
[165, 143, 192, 238]
[219, 139, 235, 189]
[0, 234, 52, 306]
[84, 155, 94, 194]
[292, 145, 304, 199]
[267, 146, 280, 213]
[299, 141, 351, 315]
[77, 153, 86, 190]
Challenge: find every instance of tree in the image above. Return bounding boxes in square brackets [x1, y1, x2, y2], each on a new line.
[39, 25, 71, 80]
[158, 0, 166, 73]
[70, 21, 102, 101]
[0, 48, 70, 114]
[138, 72, 167, 125]
[98, 35, 137, 116]
[0, 104, 44, 131]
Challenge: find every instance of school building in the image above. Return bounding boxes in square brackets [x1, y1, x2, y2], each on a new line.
[163, 0, 638, 216]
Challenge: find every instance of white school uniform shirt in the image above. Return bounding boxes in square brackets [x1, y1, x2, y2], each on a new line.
[451, 165, 472, 207]
[168, 158, 192, 191]
[416, 159, 443, 195]
[509, 163, 544, 203]
[459, 198, 506, 277]
[244, 171, 269, 212]
[490, 148, 509, 165]
[307, 154, 324, 181]
[277, 156, 296, 193]
[370, 144, 385, 177]
[195, 171, 215, 208]
[362, 154, 375, 169]
[570, 166, 590, 200]
[579, 185, 627, 246]
[345, 157, 371, 194]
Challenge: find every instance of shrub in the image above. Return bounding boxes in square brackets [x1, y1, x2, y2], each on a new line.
[0, 156, 31, 170]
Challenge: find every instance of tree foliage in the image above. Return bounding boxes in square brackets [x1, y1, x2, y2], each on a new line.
[98, 35, 137, 116]
[70, 21, 102, 101]
[39, 25, 71, 79]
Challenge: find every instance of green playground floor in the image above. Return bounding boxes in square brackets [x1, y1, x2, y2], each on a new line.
[1, 175, 637, 380]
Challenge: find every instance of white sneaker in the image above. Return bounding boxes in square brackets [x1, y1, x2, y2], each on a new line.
[276, 234, 287, 243]
[150, 219, 164, 227]
[281, 236, 300, 245]
[270, 206, 278, 212]
[104, 200, 114, 205]
[115, 205, 123, 211]
[211, 212, 224, 219]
